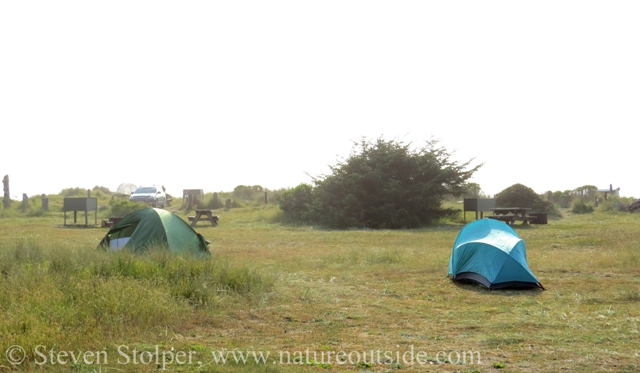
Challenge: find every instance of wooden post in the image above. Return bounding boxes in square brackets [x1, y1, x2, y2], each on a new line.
[2, 175, 9, 209]
[213, 192, 218, 207]
[22, 193, 28, 210]
[87, 189, 91, 198]
[42, 194, 49, 211]
[225, 199, 231, 210]
[264, 191, 268, 205]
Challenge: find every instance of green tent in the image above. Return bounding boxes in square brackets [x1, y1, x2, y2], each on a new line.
[98, 208, 210, 255]
[448, 218, 543, 290]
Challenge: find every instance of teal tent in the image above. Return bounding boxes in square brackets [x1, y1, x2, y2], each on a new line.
[98, 208, 210, 255]
[448, 218, 543, 290]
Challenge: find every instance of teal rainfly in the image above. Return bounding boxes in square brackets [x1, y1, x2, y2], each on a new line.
[98, 208, 211, 256]
[448, 218, 543, 290]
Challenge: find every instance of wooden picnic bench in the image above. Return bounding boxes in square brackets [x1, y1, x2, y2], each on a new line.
[188, 209, 219, 227]
[487, 207, 536, 225]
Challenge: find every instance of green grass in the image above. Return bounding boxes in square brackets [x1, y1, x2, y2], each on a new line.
[1, 204, 640, 372]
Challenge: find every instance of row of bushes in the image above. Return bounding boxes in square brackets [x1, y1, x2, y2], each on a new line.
[1, 182, 636, 221]
[570, 196, 633, 214]
[0, 183, 288, 218]
[182, 186, 288, 211]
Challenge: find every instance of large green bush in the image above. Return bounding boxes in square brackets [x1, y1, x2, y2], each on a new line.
[280, 137, 480, 229]
[495, 183, 555, 213]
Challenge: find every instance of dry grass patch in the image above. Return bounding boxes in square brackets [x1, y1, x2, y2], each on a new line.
[2, 205, 640, 372]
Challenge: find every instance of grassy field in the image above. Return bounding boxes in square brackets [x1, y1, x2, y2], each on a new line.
[1, 203, 639, 372]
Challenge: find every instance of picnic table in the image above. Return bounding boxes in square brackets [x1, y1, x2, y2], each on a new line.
[487, 207, 536, 225]
[188, 209, 219, 227]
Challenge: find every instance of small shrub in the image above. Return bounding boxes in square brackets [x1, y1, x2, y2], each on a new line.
[206, 193, 224, 209]
[572, 199, 594, 214]
[496, 184, 538, 208]
[496, 183, 555, 213]
[26, 209, 45, 217]
[60, 187, 89, 197]
[92, 185, 112, 195]
[230, 199, 245, 208]
[599, 196, 631, 212]
[495, 183, 562, 219]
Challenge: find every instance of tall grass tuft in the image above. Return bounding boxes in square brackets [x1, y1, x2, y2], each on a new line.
[90, 248, 277, 305]
[0, 238, 277, 364]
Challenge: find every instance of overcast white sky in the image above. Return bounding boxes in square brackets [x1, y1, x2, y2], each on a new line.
[1, 1, 638, 200]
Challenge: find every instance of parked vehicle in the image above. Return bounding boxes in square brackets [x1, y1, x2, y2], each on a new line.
[129, 185, 166, 208]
